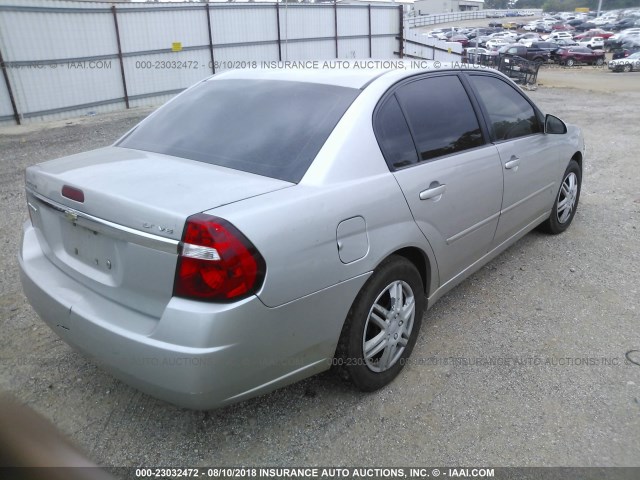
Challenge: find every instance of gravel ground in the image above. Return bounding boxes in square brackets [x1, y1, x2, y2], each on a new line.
[1, 74, 639, 469]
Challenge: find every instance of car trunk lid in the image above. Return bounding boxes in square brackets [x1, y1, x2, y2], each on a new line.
[25, 146, 292, 317]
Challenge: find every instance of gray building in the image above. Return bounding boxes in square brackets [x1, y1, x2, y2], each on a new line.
[415, 0, 484, 15]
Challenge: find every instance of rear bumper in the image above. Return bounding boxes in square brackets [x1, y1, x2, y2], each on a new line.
[19, 221, 369, 409]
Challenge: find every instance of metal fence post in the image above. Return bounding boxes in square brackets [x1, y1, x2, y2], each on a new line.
[275, 2, 282, 62]
[205, 3, 215, 74]
[0, 47, 20, 125]
[111, 6, 129, 109]
[333, 1, 339, 58]
[398, 5, 404, 59]
[368, 4, 372, 58]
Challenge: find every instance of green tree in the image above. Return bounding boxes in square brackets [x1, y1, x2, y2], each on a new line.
[486, 0, 512, 8]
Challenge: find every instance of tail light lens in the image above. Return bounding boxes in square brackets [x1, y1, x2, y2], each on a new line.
[174, 213, 265, 302]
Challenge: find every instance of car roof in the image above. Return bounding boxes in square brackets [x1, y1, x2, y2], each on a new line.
[209, 61, 478, 90]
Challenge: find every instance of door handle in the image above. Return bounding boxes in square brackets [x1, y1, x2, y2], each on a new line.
[505, 156, 521, 170]
[419, 183, 446, 201]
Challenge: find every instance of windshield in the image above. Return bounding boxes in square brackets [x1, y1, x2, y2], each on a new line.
[118, 79, 360, 183]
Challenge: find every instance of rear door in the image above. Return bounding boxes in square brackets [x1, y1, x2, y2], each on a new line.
[374, 74, 504, 286]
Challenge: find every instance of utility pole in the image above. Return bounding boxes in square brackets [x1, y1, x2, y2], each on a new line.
[597, 0, 603, 17]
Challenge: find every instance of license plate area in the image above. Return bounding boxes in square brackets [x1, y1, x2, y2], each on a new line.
[60, 221, 117, 273]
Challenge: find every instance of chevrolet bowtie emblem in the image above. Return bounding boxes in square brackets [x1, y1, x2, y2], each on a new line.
[64, 210, 78, 223]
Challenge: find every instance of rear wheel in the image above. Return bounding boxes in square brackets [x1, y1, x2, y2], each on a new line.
[335, 256, 425, 391]
[540, 160, 581, 234]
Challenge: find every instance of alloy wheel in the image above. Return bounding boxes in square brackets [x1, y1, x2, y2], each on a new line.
[557, 172, 579, 224]
[362, 280, 415, 373]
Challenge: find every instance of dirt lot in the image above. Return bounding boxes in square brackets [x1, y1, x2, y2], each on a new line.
[1, 71, 639, 469]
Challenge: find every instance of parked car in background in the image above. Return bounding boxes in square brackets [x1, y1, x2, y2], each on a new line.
[612, 45, 640, 59]
[496, 43, 551, 63]
[449, 35, 470, 47]
[472, 35, 493, 48]
[593, 14, 618, 26]
[577, 36, 605, 49]
[548, 31, 574, 41]
[554, 46, 606, 66]
[551, 23, 575, 31]
[536, 23, 553, 33]
[555, 38, 579, 48]
[574, 29, 614, 40]
[464, 47, 492, 64]
[574, 22, 597, 32]
[18, 64, 585, 410]
[518, 32, 542, 43]
[526, 41, 561, 54]
[612, 17, 638, 31]
[608, 51, 640, 71]
[486, 38, 511, 49]
[605, 31, 640, 51]
[489, 31, 518, 41]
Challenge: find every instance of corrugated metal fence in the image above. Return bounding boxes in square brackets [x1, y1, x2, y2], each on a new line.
[406, 9, 544, 28]
[0, 0, 405, 125]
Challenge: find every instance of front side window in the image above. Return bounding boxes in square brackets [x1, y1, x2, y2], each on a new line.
[394, 75, 484, 163]
[468, 75, 541, 141]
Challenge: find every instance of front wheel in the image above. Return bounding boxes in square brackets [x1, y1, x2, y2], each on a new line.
[565, 58, 575, 67]
[623, 64, 632, 72]
[595, 58, 604, 66]
[335, 255, 425, 391]
[539, 160, 582, 234]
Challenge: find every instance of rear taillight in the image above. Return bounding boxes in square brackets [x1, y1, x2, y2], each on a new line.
[173, 214, 265, 302]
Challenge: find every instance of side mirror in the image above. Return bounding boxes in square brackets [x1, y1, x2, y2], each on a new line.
[545, 114, 567, 134]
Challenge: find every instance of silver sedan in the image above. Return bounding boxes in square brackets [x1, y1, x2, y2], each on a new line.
[19, 63, 585, 409]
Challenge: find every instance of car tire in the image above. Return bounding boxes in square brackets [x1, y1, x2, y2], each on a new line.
[623, 64, 632, 72]
[335, 255, 425, 392]
[566, 58, 575, 67]
[595, 58, 604, 66]
[540, 160, 582, 235]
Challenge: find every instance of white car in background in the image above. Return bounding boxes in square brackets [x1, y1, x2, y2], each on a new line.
[593, 15, 618, 26]
[518, 33, 542, 43]
[608, 51, 640, 72]
[486, 38, 511, 49]
[491, 31, 518, 41]
[577, 36, 605, 49]
[548, 31, 574, 41]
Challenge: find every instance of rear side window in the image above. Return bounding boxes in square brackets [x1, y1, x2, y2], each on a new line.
[394, 75, 484, 163]
[374, 96, 418, 170]
[469, 75, 541, 141]
[118, 79, 360, 183]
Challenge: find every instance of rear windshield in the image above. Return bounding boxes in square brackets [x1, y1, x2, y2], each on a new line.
[118, 79, 360, 183]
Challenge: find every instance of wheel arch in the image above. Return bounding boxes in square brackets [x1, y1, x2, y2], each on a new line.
[571, 151, 583, 171]
[386, 246, 433, 298]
